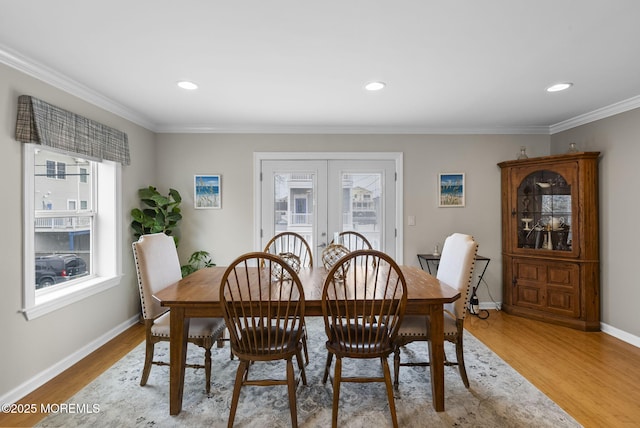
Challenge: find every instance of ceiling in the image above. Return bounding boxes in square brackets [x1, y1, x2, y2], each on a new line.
[2, 1, 640, 134]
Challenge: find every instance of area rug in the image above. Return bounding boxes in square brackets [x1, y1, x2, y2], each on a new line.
[38, 317, 581, 427]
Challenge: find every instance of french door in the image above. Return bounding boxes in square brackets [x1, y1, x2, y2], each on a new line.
[256, 153, 403, 263]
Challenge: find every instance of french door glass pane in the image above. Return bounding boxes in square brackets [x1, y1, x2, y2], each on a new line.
[273, 172, 315, 249]
[341, 172, 381, 250]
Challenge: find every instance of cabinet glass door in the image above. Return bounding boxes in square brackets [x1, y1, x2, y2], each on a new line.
[513, 166, 576, 254]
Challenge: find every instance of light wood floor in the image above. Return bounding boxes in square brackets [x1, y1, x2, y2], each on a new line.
[2, 311, 639, 427]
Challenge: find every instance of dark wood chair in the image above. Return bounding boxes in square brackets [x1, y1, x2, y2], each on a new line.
[263, 231, 313, 364]
[321, 249, 407, 428]
[263, 231, 313, 268]
[132, 233, 226, 393]
[331, 230, 374, 251]
[219, 252, 307, 428]
[393, 233, 478, 389]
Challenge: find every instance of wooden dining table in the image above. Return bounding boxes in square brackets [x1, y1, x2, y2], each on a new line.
[153, 264, 460, 415]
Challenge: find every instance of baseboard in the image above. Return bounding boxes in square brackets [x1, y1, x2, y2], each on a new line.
[0, 314, 139, 406]
[601, 322, 640, 349]
[479, 301, 502, 311]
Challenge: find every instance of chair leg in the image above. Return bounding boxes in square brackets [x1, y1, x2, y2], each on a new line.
[204, 345, 212, 394]
[322, 351, 334, 384]
[286, 358, 299, 428]
[301, 329, 310, 366]
[455, 333, 470, 388]
[140, 339, 154, 386]
[382, 357, 399, 428]
[393, 346, 401, 390]
[295, 348, 308, 386]
[227, 360, 249, 428]
[331, 357, 342, 428]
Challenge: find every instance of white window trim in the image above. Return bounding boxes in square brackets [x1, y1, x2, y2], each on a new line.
[22, 144, 123, 320]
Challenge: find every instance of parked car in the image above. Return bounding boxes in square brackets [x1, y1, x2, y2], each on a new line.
[35, 254, 88, 289]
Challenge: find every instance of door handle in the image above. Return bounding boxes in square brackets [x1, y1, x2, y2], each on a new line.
[318, 242, 327, 248]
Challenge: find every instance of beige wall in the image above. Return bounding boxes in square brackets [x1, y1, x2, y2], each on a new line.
[551, 109, 640, 337]
[0, 63, 156, 400]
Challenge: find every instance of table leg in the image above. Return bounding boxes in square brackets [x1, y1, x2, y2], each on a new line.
[169, 307, 190, 415]
[427, 304, 445, 412]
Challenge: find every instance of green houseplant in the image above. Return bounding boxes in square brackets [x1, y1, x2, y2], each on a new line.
[130, 186, 183, 243]
[131, 186, 214, 276]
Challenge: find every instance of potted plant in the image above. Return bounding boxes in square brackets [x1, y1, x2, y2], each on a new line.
[130, 186, 182, 243]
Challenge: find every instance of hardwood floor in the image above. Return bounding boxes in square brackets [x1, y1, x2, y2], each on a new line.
[1, 311, 639, 427]
[465, 311, 640, 427]
[0, 322, 146, 428]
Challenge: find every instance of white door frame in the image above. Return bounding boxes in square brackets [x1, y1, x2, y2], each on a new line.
[254, 152, 404, 263]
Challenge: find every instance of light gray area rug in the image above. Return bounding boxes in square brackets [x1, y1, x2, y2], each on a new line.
[38, 317, 581, 427]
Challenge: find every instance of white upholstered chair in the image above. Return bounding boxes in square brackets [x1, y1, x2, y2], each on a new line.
[393, 233, 478, 388]
[132, 232, 226, 393]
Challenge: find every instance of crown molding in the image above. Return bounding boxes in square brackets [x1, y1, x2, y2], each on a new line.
[154, 124, 551, 135]
[0, 44, 156, 131]
[550, 95, 640, 134]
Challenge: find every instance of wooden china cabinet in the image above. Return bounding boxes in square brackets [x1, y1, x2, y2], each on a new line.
[498, 152, 600, 331]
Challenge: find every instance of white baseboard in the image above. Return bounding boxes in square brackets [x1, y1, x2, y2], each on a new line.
[0, 314, 139, 406]
[479, 301, 502, 311]
[601, 322, 640, 349]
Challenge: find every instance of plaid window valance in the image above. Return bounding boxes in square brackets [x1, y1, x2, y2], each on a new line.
[15, 95, 130, 165]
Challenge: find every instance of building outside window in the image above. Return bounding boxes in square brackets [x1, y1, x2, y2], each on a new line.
[33, 149, 93, 290]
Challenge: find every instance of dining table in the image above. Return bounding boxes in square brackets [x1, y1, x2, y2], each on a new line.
[153, 264, 461, 415]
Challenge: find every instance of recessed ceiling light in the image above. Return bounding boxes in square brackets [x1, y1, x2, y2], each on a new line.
[177, 80, 198, 90]
[365, 81, 386, 91]
[546, 82, 573, 92]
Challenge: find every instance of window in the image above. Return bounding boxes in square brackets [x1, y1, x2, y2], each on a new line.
[57, 162, 66, 179]
[46, 160, 56, 178]
[45, 160, 67, 179]
[23, 144, 122, 320]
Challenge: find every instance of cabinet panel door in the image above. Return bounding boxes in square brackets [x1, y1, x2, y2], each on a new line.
[513, 259, 547, 309]
[513, 258, 580, 317]
[546, 263, 580, 317]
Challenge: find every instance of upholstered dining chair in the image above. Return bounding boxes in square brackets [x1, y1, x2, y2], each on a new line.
[321, 249, 407, 428]
[220, 252, 308, 428]
[393, 233, 478, 389]
[132, 233, 226, 393]
[263, 231, 313, 364]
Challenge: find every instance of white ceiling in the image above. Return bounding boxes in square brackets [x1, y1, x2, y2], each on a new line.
[2, 1, 640, 134]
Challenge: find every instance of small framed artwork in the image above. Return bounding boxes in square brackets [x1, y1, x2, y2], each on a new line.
[194, 174, 222, 209]
[438, 173, 465, 207]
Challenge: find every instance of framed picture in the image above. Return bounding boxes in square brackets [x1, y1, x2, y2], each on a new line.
[194, 174, 221, 209]
[438, 173, 465, 207]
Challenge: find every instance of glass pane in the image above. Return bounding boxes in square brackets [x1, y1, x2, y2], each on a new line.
[34, 151, 93, 212]
[273, 172, 314, 248]
[517, 170, 571, 251]
[341, 172, 381, 250]
[34, 150, 93, 289]
[34, 217, 91, 289]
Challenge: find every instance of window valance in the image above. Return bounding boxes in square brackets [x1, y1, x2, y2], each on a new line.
[15, 95, 130, 165]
